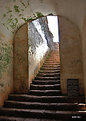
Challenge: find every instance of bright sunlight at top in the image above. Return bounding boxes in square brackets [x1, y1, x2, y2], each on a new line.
[47, 16, 59, 42]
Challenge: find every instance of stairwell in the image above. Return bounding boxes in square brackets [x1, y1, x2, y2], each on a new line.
[0, 43, 86, 121]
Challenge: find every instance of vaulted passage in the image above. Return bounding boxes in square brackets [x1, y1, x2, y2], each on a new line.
[0, 0, 86, 120]
[0, 43, 86, 120]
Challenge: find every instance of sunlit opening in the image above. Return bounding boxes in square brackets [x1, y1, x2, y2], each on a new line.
[47, 16, 59, 42]
[32, 19, 48, 61]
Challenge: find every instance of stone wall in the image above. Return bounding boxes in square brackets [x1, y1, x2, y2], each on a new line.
[28, 17, 53, 85]
[0, 0, 54, 107]
[39, 17, 54, 50]
[0, 0, 86, 107]
[14, 24, 28, 93]
[59, 16, 83, 95]
[82, 11, 86, 102]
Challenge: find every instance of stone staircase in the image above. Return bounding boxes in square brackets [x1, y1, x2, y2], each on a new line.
[0, 43, 86, 121]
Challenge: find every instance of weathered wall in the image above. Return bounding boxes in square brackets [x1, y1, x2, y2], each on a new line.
[39, 17, 54, 50]
[59, 16, 83, 95]
[0, 39, 13, 107]
[14, 24, 28, 93]
[82, 11, 86, 102]
[0, 0, 86, 107]
[28, 19, 51, 85]
[0, 0, 13, 107]
[0, 0, 54, 107]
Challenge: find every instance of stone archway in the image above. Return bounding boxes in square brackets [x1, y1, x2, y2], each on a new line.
[13, 15, 54, 94]
[13, 15, 83, 96]
[13, 23, 28, 93]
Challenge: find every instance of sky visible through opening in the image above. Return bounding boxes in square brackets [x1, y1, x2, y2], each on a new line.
[47, 16, 59, 42]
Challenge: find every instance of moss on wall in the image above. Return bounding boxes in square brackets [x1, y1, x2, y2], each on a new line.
[0, 43, 12, 79]
[1, 0, 44, 33]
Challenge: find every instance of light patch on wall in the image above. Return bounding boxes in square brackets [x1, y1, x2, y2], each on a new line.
[35, 44, 48, 61]
[47, 16, 59, 42]
[32, 19, 48, 61]
[32, 19, 47, 44]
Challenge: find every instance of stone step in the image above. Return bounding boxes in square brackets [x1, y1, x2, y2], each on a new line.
[41, 67, 60, 70]
[46, 56, 57, 58]
[32, 80, 60, 85]
[35, 77, 60, 80]
[4, 100, 86, 111]
[0, 108, 86, 120]
[43, 65, 60, 67]
[45, 61, 59, 64]
[40, 69, 60, 71]
[46, 58, 59, 60]
[46, 58, 58, 59]
[45, 60, 59, 62]
[37, 73, 60, 77]
[39, 70, 60, 73]
[0, 116, 59, 121]
[8, 94, 84, 103]
[28, 90, 61, 96]
[44, 63, 60, 65]
[1, 48, 85, 121]
[43, 63, 60, 66]
[45, 59, 58, 61]
[30, 84, 61, 90]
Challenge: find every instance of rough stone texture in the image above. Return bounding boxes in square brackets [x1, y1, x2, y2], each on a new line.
[0, 0, 86, 107]
[82, 11, 86, 102]
[39, 17, 54, 50]
[59, 16, 83, 95]
[0, 45, 85, 120]
[29, 22, 44, 54]
[14, 24, 28, 93]
[28, 18, 53, 85]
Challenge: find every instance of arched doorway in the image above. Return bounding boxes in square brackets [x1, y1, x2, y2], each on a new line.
[13, 15, 83, 97]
